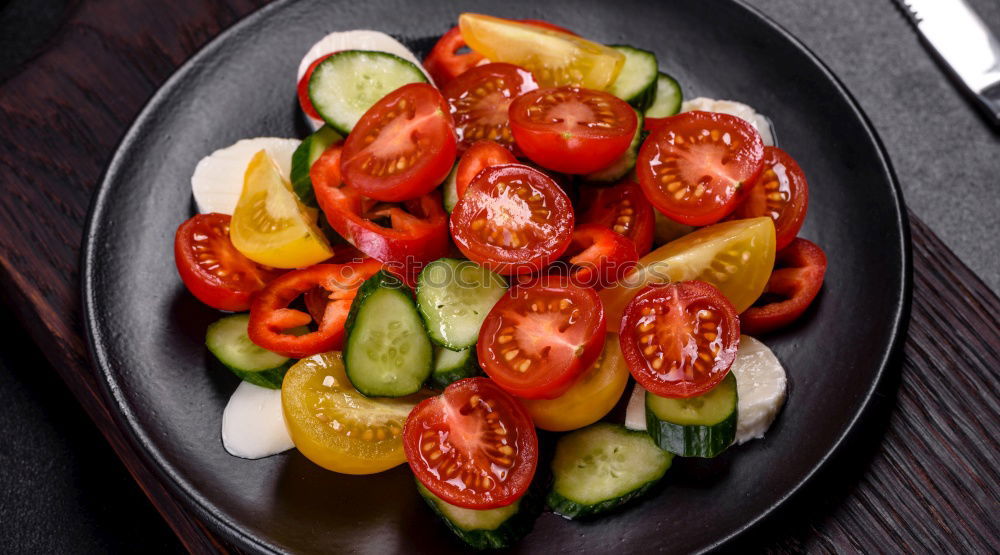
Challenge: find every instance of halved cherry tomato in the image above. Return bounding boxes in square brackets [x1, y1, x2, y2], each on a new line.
[643, 116, 669, 132]
[174, 213, 283, 312]
[636, 111, 765, 226]
[579, 181, 655, 256]
[313, 144, 451, 282]
[520, 333, 629, 431]
[297, 53, 333, 120]
[454, 140, 518, 200]
[403, 377, 538, 509]
[478, 280, 606, 399]
[341, 83, 456, 202]
[248, 259, 382, 358]
[729, 146, 809, 250]
[443, 63, 538, 153]
[450, 164, 574, 275]
[562, 224, 638, 290]
[620, 280, 740, 398]
[423, 20, 576, 88]
[509, 86, 637, 174]
[741, 238, 827, 335]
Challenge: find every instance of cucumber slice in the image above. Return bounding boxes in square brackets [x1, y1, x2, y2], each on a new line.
[416, 258, 508, 350]
[205, 314, 298, 389]
[308, 50, 427, 135]
[646, 371, 738, 458]
[644, 72, 683, 118]
[431, 346, 480, 389]
[548, 423, 672, 519]
[582, 108, 644, 184]
[442, 163, 460, 213]
[416, 481, 542, 550]
[607, 45, 659, 111]
[290, 125, 342, 207]
[344, 270, 433, 397]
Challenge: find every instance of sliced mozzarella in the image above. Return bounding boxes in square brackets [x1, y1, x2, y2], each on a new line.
[621, 335, 787, 444]
[624, 383, 648, 431]
[297, 30, 431, 130]
[731, 335, 787, 444]
[191, 137, 300, 215]
[221, 381, 294, 459]
[681, 97, 776, 146]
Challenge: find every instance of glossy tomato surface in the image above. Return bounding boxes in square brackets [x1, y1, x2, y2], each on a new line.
[729, 146, 809, 250]
[509, 86, 637, 174]
[297, 53, 333, 120]
[741, 238, 827, 335]
[637, 111, 764, 226]
[403, 378, 538, 509]
[454, 140, 517, 200]
[478, 280, 606, 399]
[563, 223, 638, 290]
[174, 213, 283, 312]
[620, 280, 740, 398]
[450, 164, 574, 275]
[579, 181, 655, 255]
[341, 83, 456, 202]
[443, 63, 538, 153]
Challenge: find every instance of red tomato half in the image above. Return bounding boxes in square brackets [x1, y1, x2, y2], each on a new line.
[620, 280, 740, 398]
[313, 144, 450, 282]
[404, 378, 538, 509]
[174, 213, 283, 312]
[450, 164, 574, 275]
[579, 181, 655, 256]
[341, 83, 456, 202]
[478, 281, 606, 399]
[248, 259, 382, 358]
[509, 87, 637, 174]
[562, 224, 638, 290]
[454, 140, 518, 200]
[729, 146, 809, 250]
[297, 53, 333, 120]
[636, 111, 764, 226]
[443, 63, 538, 153]
[740, 238, 827, 335]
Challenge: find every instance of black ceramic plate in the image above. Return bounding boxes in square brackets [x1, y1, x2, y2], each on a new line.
[82, 0, 910, 552]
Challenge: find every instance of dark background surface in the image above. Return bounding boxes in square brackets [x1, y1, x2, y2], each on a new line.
[0, 0, 996, 552]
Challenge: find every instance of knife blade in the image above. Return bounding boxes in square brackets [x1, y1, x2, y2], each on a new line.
[895, 0, 1000, 126]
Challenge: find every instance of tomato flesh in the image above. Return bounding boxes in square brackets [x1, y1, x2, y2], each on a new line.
[341, 83, 457, 202]
[562, 224, 638, 290]
[403, 378, 538, 509]
[450, 164, 574, 275]
[454, 140, 518, 200]
[579, 181, 655, 256]
[729, 146, 809, 250]
[740, 238, 827, 335]
[297, 54, 333, 120]
[478, 281, 606, 399]
[313, 144, 451, 282]
[248, 259, 382, 358]
[443, 63, 538, 154]
[620, 280, 740, 398]
[509, 86, 637, 174]
[637, 111, 765, 226]
[174, 213, 283, 312]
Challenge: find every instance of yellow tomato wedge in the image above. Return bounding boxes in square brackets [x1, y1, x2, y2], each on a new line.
[521, 334, 629, 432]
[601, 217, 776, 323]
[282, 352, 430, 474]
[230, 150, 333, 268]
[458, 13, 625, 89]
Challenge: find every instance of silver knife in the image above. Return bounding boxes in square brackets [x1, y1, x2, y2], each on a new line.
[895, 0, 1000, 126]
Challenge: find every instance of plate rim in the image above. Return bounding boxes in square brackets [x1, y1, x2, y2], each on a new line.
[80, 0, 913, 552]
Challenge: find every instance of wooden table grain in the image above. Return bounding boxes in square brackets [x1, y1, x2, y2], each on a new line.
[0, 1, 996, 552]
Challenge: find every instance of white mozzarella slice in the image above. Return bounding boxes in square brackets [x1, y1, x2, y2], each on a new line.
[730, 335, 787, 444]
[624, 383, 648, 431]
[221, 381, 294, 459]
[191, 137, 300, 215]
[680, 97, 776, 146]
[297, 30, 431, 130]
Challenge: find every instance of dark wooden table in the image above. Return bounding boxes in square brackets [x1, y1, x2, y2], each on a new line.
[1, 0, 997, 552]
